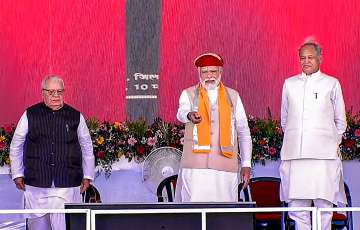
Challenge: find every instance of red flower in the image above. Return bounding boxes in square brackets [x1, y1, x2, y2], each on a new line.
[3, 125, 13, 134]
[251, 127, 258, 134]
[136, 145, 145, 155]
[275, 127, 282, 135]
[0, 141, 6, 150]
[344, 140, 355, 148]
[354, 129, 360, 137]
[258, 139, 266, 146]
[97, 151, 105, 160]
[145, 130, 153, 138]
[268, 147, 277, 156]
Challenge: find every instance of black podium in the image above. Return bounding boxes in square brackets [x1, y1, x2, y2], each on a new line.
[65, 202, 255, 230]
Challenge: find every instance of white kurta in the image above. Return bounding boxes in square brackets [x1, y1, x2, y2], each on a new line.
[10, 111, 95, 216]
[175, 86, 252, 202]
[280, 71, 347, 205]
[279, 158, 346, 204]
[180, 168, 238, 202]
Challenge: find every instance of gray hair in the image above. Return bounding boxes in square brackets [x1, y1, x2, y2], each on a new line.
[41, 75, 64, 90]
[298, 42, 322, 56]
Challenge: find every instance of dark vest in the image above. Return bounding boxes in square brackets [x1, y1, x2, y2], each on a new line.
[24, 103, 83, 188]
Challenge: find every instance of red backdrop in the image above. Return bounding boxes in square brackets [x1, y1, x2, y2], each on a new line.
[1, 1, 360, 125]
[0, 0, 126, 125]
[159, 0, 360, 122]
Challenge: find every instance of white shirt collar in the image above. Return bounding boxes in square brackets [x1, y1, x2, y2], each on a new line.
[300, 70, 321, 79]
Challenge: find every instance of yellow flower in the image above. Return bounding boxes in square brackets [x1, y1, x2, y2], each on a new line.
[0, 136, 5, 142]
[96, 136, 104, 145]
[114, 122, 121, 130]
[5, 156, 10, 165]
[116, 151, 124, 159]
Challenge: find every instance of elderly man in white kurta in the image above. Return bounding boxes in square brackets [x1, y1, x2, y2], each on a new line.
[280, 42, 347, 230]
[175, 53, 252, 202]
[10, 75, 95, 230]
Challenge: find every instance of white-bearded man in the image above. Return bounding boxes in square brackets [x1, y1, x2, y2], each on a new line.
[175, 53, 252, 202]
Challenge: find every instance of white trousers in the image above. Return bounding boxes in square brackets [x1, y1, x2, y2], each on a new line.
[288, 199, 333, 230]
[27, 212, 65, 230]
[24, 185, 81, 230]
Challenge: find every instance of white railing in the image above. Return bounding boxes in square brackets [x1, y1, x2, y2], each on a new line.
[3, 206, 359, 230]
[0, 209, 91, 230]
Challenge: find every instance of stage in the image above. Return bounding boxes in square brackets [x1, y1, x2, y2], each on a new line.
[65, 202, 255, 230]
[0, 159, 359, 229]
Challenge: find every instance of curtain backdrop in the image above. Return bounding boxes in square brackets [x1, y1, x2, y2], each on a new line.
[0, 0, 126, 125]
[1, 0, 360, 125]
[159, 0, 360, 122]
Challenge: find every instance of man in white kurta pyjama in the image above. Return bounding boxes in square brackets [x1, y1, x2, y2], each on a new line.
[280, 42, 347, 230]
[10, 75, 95, 230]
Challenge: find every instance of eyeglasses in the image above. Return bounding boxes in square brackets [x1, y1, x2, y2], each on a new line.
[42, 89, 64, 96]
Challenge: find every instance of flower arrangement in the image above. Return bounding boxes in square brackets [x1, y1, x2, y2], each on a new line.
[87, 117, 185, 177]
[1, 112, 360, 175]
[0, 125, 15, 167]
[248, 115, 283, 165]
[340, 110, 360, 160]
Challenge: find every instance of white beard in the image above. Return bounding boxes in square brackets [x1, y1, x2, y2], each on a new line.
[200, 77, 220, 90]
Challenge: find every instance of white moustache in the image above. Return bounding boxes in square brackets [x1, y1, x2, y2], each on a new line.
[205, 78, 217, 83]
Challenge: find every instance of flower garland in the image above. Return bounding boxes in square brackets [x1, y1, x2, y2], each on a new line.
[1, 113, 360, 176]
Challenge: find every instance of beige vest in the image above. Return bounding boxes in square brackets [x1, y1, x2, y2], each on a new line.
[180, 85, 240, 173]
